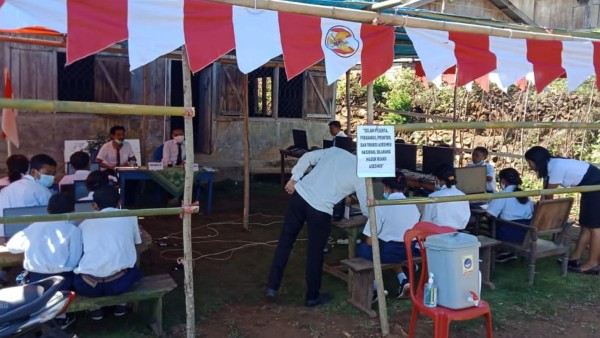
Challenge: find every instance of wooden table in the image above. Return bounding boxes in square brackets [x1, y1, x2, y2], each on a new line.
[279, 149, 307, 186]
[0, 227, 153, 268]
[477, 235, 501, 289]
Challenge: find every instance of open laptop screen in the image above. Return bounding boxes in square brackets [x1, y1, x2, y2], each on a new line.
[292, 129, 309, 150]
[422, 146, 454, 174]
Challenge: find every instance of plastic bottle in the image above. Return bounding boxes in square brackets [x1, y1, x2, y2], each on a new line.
[423, 272, 437, 308]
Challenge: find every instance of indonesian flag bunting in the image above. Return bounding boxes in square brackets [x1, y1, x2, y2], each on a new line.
[561, 41, 595, 92]
[2, 68, 19, 148]
[526, 40, 565, 93]
[280, 12, 323, 80]
[0, 0, 66, 33]
[488, 37, 532, 92]
[67, 0, 128, 65]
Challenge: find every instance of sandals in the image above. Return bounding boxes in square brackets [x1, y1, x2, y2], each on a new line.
[569, 266, 600, 275]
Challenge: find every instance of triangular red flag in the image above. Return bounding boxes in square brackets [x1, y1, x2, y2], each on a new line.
[449, 31, 496, 87]
[360, 24, 395, 86]
[526, 39, 565, 93]
[280, 12, 323, 80]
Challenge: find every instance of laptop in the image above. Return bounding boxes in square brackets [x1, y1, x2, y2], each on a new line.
[422, 146, 454, 174]
[455, 166, 487, 194]
[395, 143, 417, 171]
[323, 140, 333, 149]
[3, 206, 48, 238]
[334, 136, 355, 152]
[292, 129, 309, 151]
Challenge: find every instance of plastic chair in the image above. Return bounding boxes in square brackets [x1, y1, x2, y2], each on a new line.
[403, 222, 493, 338]
[152, 144, 164, 162]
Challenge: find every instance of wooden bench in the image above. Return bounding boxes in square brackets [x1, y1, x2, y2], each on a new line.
[340, 257, 420, 318]
[67, 274, 177, 336]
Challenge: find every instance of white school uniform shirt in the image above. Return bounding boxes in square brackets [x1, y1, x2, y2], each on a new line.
[486, 185, 533, 221]
[421, 185, 471, 230]
[7, 220, 82, 274]
[334, 130, 347, 138]
[467, 161, 497, 192]
[0, 175, 52, 236]
[59, 170, 91, 187]
[362, 192, 420, 242]
[291, 147, 368, 216]
[162, 139, 186, 165]
[547, 158, 590, 188]
[74, 207, 142, 277]
[96, 141, 136, 167]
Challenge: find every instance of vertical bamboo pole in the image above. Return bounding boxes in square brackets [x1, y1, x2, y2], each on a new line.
[366, 84, 389, 336]
[451, 72, 458, 150]
[6, 140, 11, 157]
[345, 71, 352, 134]
[243, 75, 251, 231]
[180, 47, 196, 338]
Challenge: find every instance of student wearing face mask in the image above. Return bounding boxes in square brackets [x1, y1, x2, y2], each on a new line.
[0, 153, 57, 240]
[485, 168, 533, 262]
[421, 164, 471, 230]
[467, 146, 497, 193]
[356, 171, 420, 299]
[96, 125, 136, 172]
[162, 128, 186, 167]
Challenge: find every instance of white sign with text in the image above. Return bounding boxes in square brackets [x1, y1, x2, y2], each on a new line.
[148, 162, 164, 171]
[356, 125, 395, 178]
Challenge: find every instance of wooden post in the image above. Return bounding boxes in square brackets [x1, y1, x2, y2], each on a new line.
[366, 178, 389, 336]
[141, 65, 149, 163]
[243, 75, 251, 231]
[451, 71, 458, 150]
[6, 140, 11, 157]
[345, 71, 352, 135]
[180, 47, 196, 338]
[367, 84, 374, 125]
[366, 83, 389, 336]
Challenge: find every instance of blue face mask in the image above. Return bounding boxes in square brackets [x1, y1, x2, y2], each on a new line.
[37, 174, 55, 188]
[435, 183, 443, 191]
[383, 192, 390, 200]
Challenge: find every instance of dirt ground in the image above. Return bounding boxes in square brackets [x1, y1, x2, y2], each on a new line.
[119, 179, 600, 338]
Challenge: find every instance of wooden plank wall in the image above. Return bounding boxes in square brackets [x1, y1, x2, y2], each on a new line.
[421, 0, 512, 21]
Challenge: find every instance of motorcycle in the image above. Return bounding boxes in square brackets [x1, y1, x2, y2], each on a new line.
[0, 276, 76, 337]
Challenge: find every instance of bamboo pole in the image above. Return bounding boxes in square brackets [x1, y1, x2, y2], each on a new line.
[242, 74, 251, 231]
[351, 105, 455, 122]
[181, 46, 196, 338]
[365, 83, 389, 336]
[0, 98, 185, 116]
[369, 185, 600, 206]
[209, 0, 597, 42]
[393, 121, 600, 132]
[0, 207, 198, 224]
[345, 71, 352, 135]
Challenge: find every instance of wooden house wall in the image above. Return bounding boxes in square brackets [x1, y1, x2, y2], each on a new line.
[421, 0, 512, 21]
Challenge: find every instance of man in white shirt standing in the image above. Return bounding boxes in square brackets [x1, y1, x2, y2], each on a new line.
[59, 151, 91, 188]
[162, 128, 186, 167]
[96, 125, 136, 172]
[328, 120, 346, 138]
[73, 186, 142, 320]
[266, 146, 368, 307]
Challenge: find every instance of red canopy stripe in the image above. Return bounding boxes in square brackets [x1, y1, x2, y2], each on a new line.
[184, 0, 234, 73]
[67, 0, 127, 65]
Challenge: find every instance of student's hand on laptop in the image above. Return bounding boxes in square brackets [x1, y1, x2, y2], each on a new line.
[285, 180, 297, 195]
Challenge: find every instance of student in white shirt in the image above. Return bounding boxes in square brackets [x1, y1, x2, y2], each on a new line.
[162, 128, 186, 167]
[78, 170, 110, 202]
[266, 146, 368, 307]
[73, 186, 142, 320]
[0, 154, 57, 239]
[7, 193, 82, 289]
[328, 120, 346, 138]
[486, 168, 533, 262]
[526, 146, 600, 275]
[357, 172, 420, 298]
[467, 146, 497, 193]
[59, 151, 91, 188]
[96, 125, 136, 172]
[0, 154, 29, 186]
[421, 164, 471, 230]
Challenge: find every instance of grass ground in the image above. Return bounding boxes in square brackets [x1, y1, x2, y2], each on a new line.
[65, 178, 600, 337]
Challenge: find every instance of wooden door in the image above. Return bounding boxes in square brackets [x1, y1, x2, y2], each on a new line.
[303, 70, 335, 119]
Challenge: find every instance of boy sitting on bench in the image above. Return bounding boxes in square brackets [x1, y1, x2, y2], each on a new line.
[73, 186, 142, 320]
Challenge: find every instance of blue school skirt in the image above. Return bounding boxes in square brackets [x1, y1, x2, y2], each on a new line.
[496, 219, 531, 243]
[357, 240, 420, 264]
[577, 164, 600, 228]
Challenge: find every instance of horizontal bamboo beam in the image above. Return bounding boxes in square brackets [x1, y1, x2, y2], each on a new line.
[369, 185, 600, 206]
[393, 121, 600, 132]
[351, 105, 454, 121]
[0, 98, 189, 116]
[0, 207, 199, 224]
[209, 0, 596, 42]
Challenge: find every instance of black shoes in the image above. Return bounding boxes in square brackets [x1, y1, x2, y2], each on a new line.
[305, 293, 332, 307]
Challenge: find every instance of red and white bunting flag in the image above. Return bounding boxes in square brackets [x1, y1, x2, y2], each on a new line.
[526, 40, 565, 93]
[489, 37, 532, 92]
[233, 7, 282, 74]
[280, 12, 323, 80]
[360, 24, 395, 86]
[0, 0, 66, 33]
[2, 68, 19, 148]
[128, 0, 185, 71]
[448, 31, 496, 87]
[321, 19, 362, 85]
[184, 0, 234, 73]
[405, 28, 457, 84]
[67, 0, 127, 65]
[562, 41, 595, 92]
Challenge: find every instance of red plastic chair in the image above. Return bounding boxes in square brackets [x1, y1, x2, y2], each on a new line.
[403, 222, 493, 338]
